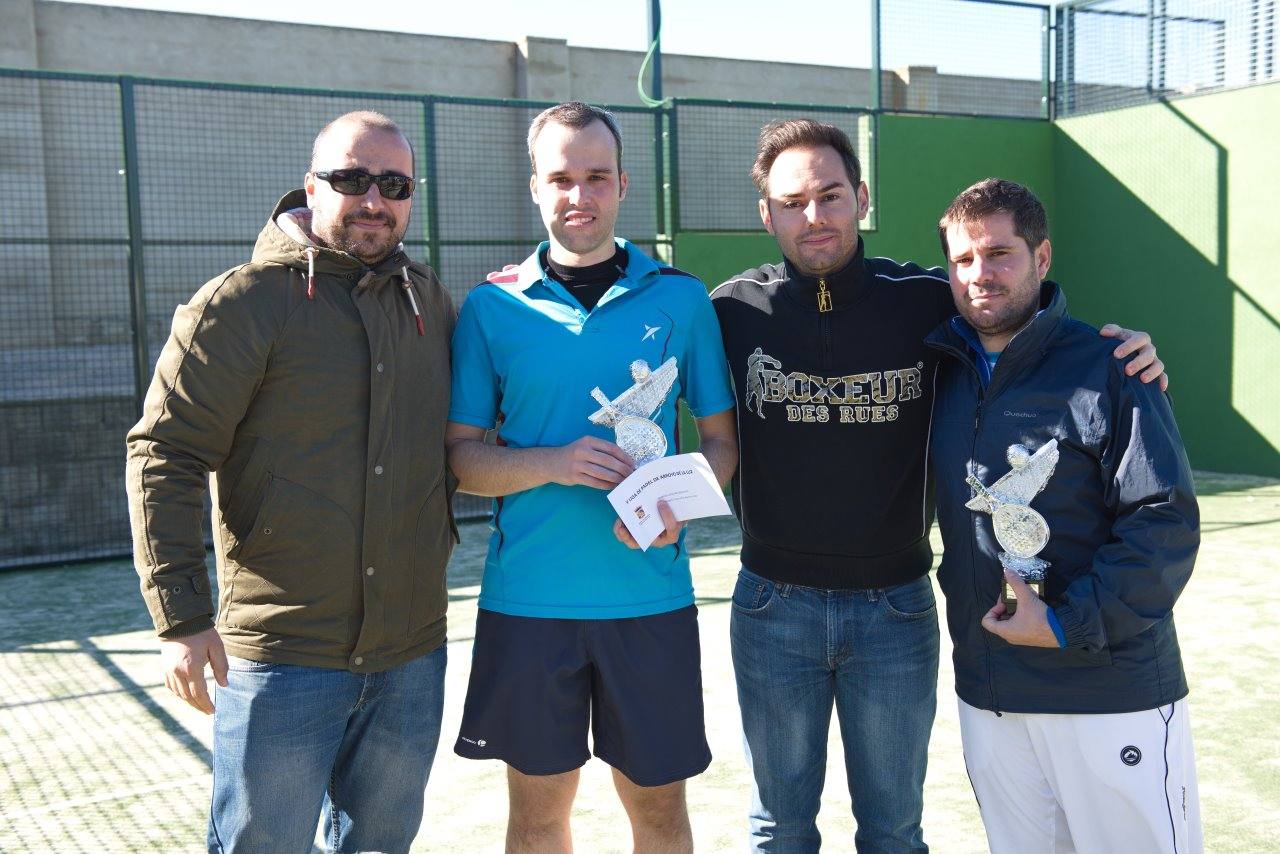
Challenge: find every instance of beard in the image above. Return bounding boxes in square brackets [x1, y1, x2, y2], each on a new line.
[959, 262, 1042, 340]
[312, 210, 407, 265]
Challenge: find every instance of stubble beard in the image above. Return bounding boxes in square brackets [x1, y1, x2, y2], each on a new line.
[964, 268, 1042, 338]
[313, 211, 406, 266]
[787, 230, 857, 278]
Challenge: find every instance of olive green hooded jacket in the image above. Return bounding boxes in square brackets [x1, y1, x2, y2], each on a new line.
[126, 190, 456, 673]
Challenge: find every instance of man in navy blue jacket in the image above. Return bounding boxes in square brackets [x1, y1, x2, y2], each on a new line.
[926, 178, 1201, 852]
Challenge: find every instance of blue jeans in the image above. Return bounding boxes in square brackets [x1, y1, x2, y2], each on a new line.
[207, 645, 446, 853]
[730, 568, 939, 853]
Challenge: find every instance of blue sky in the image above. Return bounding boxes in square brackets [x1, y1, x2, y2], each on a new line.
[56, 0, 1048, 80]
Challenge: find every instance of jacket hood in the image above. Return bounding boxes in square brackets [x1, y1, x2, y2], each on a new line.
[252, 189, 411, 276]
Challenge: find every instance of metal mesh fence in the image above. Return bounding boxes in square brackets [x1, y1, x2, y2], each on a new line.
[1057, 0, 1277, 115]
[672, 102, 875, 232]
[0, 73, 666, 567]
[880, 0, 1051, 118]
[3, 1, 1275, 566]
[0, 76, 134, 567]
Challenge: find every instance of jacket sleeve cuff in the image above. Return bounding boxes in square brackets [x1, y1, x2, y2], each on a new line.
[1052, 600, 1097, 651]
[159, 616, 215, 639]
[1046, 608, 1068, 649]
[142, 573, 215, 634]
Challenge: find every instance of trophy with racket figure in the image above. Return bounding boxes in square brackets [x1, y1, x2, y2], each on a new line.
[587, 357, 678, 467]
[965, 439, 1060, 615]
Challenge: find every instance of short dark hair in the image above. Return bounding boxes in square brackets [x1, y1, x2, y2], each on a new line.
[527, 101, 624, 174]
[938, 178, 1049, 256]
[751, 119, 862, 196]
[310, 110, 414, 174]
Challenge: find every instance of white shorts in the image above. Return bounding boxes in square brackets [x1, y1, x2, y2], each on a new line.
[958, 697, 1201, 854]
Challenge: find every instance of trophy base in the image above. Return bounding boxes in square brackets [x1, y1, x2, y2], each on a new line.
[1003, 577, 1044, 616]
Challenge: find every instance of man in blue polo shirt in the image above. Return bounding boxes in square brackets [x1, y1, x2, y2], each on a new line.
[445, 102, 737, 853]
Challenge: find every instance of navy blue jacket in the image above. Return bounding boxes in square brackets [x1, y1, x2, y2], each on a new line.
[925, 282, 1199, 714]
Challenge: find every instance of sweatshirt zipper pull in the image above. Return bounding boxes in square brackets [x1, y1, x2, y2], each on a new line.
[401, 267, 425, 336]
[817, 277, 833, 313]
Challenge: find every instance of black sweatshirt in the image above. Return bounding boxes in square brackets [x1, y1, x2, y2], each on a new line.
[711, 239, 954, 589]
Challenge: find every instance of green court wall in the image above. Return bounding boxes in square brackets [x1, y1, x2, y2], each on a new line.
[1053, 83, 1280, 477]
[672, 95, 1279, 477]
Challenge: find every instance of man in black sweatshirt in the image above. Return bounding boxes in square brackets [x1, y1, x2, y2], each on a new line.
[710, 119, 1168, 852]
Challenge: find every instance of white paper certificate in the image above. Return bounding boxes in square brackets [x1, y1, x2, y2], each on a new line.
[607, 452, 732, 551]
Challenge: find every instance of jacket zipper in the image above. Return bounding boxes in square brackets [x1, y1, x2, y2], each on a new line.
[819, 312, 832, 371]
[935, 338, 1003, 714]
[969, 392, 1000, 714]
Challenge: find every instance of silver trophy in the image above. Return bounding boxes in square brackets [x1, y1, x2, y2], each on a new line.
[965, 440, 1060, 614]
[588, 357, 678, 467]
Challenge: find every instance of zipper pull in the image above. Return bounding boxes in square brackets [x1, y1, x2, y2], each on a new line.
[817, 277, 833, 313]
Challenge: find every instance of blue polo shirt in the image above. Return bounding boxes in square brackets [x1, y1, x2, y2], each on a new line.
[449, 239, 736, 619]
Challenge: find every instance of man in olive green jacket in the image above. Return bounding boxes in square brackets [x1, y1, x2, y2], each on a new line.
[125, 111, 456, 853]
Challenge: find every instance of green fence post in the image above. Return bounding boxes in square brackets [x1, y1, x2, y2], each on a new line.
[666, 102, 680, 239]
[421, 96, 441, 272]
[1060, 6, 1074, 116]
[1152, 0, 1162, 95]
[119, 76, 150, 414]
[870, 0, 882, 112]
[1042, 6, 1052, 120]
[653, 105, 666, 243]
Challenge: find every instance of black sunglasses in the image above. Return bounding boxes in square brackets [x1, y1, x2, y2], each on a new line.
[313, 168, 416, 200]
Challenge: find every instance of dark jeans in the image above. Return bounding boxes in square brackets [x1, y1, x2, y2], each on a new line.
[730, 569, 939, 853]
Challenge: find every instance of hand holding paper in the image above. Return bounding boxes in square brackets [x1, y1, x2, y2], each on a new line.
[613, 499, 682, 550]
[608, 452, 732, 551]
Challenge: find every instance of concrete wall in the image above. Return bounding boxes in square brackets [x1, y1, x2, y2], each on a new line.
[29, 0, 518, 97]
[4, 0, 1041, 115]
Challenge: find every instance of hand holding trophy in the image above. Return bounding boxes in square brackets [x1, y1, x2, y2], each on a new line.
[965, 440, 1060, 615]
[590, 356, 731, 550]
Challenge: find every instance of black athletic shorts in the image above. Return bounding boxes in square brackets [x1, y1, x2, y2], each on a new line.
[453, 605, 711, 787]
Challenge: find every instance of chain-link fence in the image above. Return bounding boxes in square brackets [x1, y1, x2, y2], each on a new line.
[670, 101, 875, 232]
[879, 0, 1052, 118]
[3, 0, 1276, 567]
[0, 72, 661, 568]
[1056, 0, 1277, 115]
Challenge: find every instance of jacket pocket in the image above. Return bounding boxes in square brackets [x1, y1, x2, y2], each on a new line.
[223, 475, 357, 644]
[219, 437, 272, 561]
[409, 474, 454, 636]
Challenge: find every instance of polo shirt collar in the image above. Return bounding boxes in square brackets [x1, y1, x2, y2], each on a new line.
[509, 238, 659, 302]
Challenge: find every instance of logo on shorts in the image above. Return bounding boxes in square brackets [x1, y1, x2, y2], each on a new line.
[1121, 745, 1142, 766]
[460, 736, 488, 748]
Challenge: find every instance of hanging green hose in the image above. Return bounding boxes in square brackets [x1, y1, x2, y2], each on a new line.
[636, 31, 669, 107]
